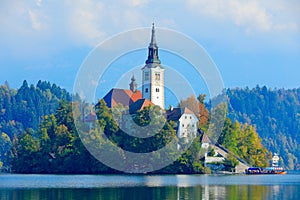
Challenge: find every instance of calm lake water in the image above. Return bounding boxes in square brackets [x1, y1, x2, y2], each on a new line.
[0, 173, 299, 200]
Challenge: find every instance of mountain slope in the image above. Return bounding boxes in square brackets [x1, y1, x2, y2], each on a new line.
[227, 86, 300, 170]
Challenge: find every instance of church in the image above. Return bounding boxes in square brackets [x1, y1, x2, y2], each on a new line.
[102, 23, 164, 110]
[100, 24, 198, 141]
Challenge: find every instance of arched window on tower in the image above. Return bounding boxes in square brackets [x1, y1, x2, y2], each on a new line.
[155, 72, 160, 81]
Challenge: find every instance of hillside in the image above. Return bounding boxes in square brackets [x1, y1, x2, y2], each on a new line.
[0, 80, 72, 137]
[227, 86, 300, 170]
[0, 80, 73, 169]
[1, 81, 298, 172]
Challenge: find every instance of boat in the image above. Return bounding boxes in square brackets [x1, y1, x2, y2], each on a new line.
[245, 167, 263, 174]
[245, 153, 287, 175]
[245, 167, 287, 175]
[263, 167, 287, 174]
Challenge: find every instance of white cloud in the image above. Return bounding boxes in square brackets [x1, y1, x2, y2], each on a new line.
[35, 0, 42, 7]
[186, 0, 298, 33]
[130, 0, 148, 7]
[65, 0, 106, 45]
[28, 10, 43, 30]
[0, 0, 299, 62]
[63, 0, 152, 45]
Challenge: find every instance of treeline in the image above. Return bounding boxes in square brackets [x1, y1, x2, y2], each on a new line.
[9, 99, 268, 174]
[0, 80, 72, 137]
[0, 80, 73, 169]
[0, 81, 270, 173]
[10, 101, 114, 173]
[9, 100, 205, 174]
[227, 86, 300, 170]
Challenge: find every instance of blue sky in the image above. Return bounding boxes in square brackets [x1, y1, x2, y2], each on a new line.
[0, 0, 299, 98]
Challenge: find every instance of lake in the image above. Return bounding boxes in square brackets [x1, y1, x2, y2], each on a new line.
[0, 173, 299, 200]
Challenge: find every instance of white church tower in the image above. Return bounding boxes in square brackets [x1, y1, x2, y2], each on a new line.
[142, 23, 165, 109]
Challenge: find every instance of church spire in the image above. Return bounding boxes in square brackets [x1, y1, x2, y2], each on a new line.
[149, 23, 157, 48]
[145, 23, 161, 64]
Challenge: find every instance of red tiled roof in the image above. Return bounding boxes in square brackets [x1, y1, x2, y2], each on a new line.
[182, 107, 195, 115]
[103, 88, 142, 108]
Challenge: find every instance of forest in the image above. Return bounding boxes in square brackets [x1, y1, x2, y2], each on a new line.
[227, 86, 300, 170]
[0, 81, 295, 173]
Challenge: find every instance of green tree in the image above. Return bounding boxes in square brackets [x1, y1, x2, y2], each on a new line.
[178, 94, 209, 128]
[0, 132, 11, 166]
[218, 118, 269, 167]
[224, 153, 239, 171]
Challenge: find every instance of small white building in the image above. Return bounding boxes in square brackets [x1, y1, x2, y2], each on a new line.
[166, 107, 198, 142]
[201, 133, 211, 149]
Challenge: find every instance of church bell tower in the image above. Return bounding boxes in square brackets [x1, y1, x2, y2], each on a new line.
[142, 23, 165, 109]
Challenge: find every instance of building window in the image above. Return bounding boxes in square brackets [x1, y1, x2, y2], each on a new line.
[185, 116, 187, 119]
[182, 124, 184, 127]
[190, 116, 192, 119]
[155, 72, 160, 81]
[145, 88, 148, 93]
[145, 72, 149, 81]
[156, 88, 159, 92]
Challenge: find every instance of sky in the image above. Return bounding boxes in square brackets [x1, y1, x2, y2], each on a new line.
[0, 0, 300, 100]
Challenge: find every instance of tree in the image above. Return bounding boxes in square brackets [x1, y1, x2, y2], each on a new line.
[224, 153, 239, 171]
[178, 94, 209, 128]
[218, 118, 269, 167]
[207, 146, 216, 157]
[197, 94, 206, 104]
[0, 132, 12, 169]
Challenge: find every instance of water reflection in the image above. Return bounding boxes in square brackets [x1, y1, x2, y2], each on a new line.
[1, 185, 299, 200]
[1, 174, 300, 199]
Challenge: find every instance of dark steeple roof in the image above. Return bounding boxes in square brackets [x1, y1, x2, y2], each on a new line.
[129, 98, 154, 114]
[166, 107, 196, 121]
[145, 23, 161, 64]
